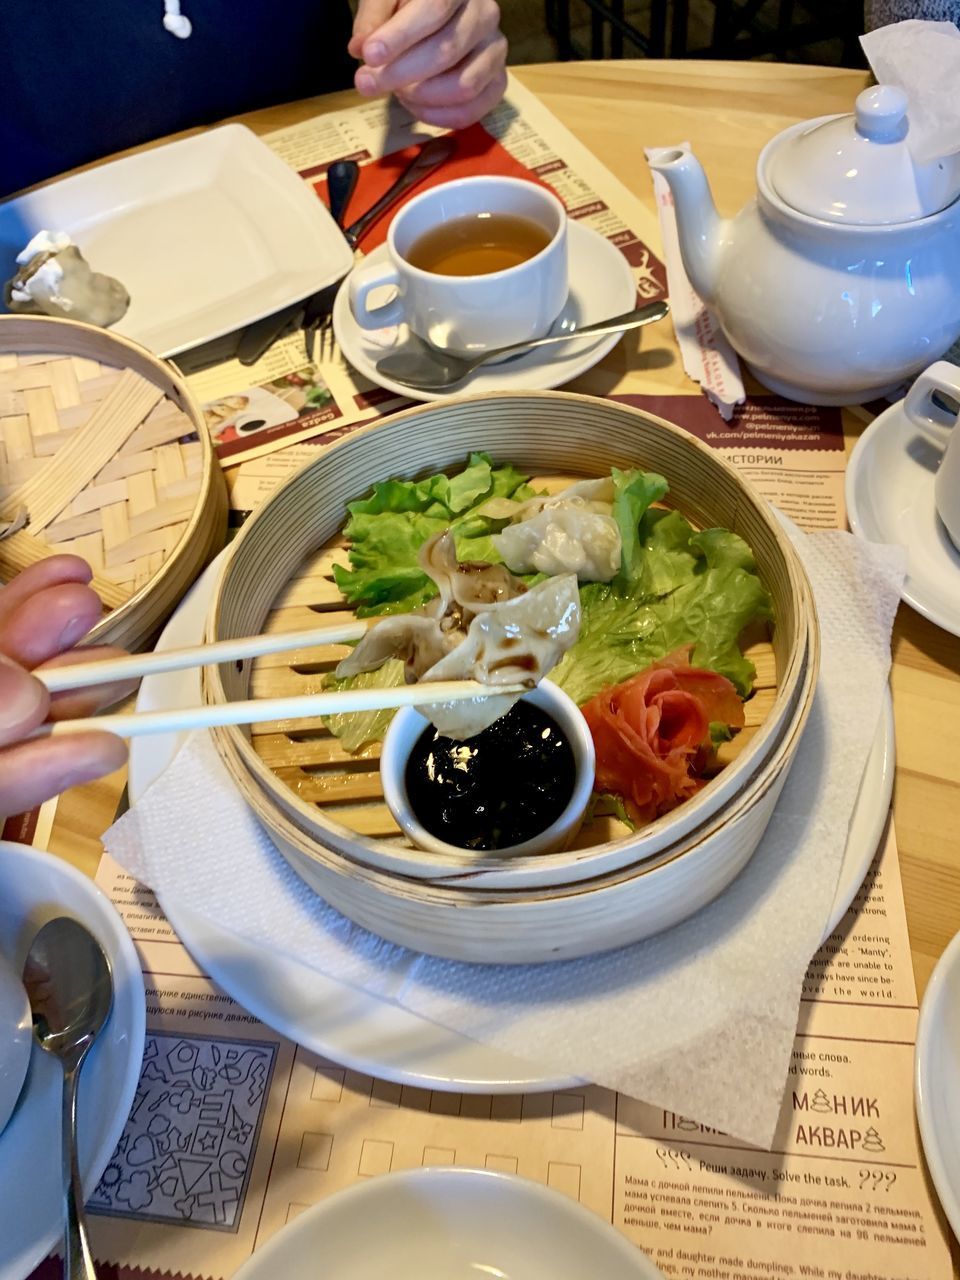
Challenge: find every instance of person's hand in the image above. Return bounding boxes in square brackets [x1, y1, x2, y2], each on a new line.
[350, 0, 508, 130]
[0, 556, 132, 818]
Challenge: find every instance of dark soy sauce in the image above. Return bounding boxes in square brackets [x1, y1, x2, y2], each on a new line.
[404, 701, 576, 851]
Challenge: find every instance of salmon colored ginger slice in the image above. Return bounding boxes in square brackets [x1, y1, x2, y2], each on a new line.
[582, 647, 745, 826]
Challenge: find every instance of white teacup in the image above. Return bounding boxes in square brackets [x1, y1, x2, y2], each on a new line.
[904, 360, 960, 551]
[348, 175, 568, 355]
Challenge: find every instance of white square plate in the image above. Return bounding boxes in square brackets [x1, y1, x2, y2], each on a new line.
[0, 124, 354, 357]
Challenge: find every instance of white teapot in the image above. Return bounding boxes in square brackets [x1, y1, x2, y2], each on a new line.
[648, 86, 960, 405]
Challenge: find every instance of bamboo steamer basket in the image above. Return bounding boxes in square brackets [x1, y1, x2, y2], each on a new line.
[209, 626, 817, 962]
[0, 315, 227, 650]
[205, 392, 819, 908]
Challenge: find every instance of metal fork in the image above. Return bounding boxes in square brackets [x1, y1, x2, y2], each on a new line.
[304, 159, 361, 366]
[303, 280, 342, 366]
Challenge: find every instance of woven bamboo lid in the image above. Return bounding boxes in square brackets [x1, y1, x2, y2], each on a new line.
[0, 314, 227, 650]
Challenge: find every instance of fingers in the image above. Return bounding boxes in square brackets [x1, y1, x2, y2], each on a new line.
[349, 0, 399, 58]
[395, 32, 508, 110]
[397, 66, 508, 130]
[0, 580, 102, 669]
[0, 732, 127, 817]
[355, 0, 500, 97]
[0, 555, 93, 626]
[354, 0, 464, 69]
[0, 657, 49, 747]
[40, 646, 139, 719]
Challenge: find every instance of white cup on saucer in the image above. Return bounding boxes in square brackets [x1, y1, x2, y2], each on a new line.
[904, 360, 960, 550]
[0, 954, 32, 1137]
[347, 175, 568, 355]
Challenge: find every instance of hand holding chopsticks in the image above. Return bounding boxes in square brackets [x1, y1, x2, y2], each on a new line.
[36, 619, 372, 694]
[29, 678, 529, 742]
[30, 617, 527, 741]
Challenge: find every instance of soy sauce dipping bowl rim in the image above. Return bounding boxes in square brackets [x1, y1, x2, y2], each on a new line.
[381, 679, 596, 861]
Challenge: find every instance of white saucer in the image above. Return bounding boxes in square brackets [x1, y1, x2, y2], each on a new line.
[846, 398, 960, 637]
[332, 220, 639, 402]
[233, 1167, 663, 1280]
[0, 841, 145, 1280]
[128, 554, 893, 1086]
[916, 928, 960, 1240]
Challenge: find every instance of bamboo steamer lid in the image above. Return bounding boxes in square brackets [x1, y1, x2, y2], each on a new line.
[0, 314, 227, 650]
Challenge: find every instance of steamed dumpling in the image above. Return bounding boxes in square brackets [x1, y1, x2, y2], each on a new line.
[488, 477, 621, 583]
[419, 573, 581, 738]
[334, 530, 581, 739]
[5, 231, 129, 328]
[493, 506, 620, 582]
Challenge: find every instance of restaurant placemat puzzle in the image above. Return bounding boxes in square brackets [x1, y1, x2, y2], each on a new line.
[26, 79, 951, 1280]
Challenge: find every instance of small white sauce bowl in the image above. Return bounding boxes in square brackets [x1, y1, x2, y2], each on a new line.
[381, 678, 596, 859]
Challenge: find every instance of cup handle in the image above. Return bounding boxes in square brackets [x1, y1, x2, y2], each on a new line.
[348, 259, 406, 330]
[903, 360, 960, 444]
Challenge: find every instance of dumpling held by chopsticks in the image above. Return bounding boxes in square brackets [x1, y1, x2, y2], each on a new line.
[335, 531, 581, 738]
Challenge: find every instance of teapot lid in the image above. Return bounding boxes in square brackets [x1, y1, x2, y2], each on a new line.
[768, 85, 960, 225]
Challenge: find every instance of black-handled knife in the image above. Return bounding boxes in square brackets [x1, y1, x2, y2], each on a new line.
[342, 134, 457, 248]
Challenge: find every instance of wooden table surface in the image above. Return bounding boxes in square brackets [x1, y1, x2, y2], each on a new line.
[44, 59, 960, 1012]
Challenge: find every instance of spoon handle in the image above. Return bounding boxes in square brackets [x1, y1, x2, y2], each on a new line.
[327, 159, 360, 229]
[482, 299, 670, 362]
[343, 136, 456, 248]
[62, 1062, 98, 1280]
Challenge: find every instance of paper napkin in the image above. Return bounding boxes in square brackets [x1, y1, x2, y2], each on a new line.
[105, 528, 905, 1149]
[644, 144, 745, 420]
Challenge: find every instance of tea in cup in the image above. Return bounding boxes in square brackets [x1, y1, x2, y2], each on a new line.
[904, 360, 960, 550]
[348, 175, 568, 355]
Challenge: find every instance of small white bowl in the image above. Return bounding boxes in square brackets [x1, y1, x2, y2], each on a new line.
[0, 954, 32, 1137]
[233, 1167, 663, 1280]
[915, 928, 960, 1240]
[381, 679, 596, 859]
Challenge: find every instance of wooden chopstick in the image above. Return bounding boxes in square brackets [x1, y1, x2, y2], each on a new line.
[29, 679, 528, 742]
[36, 619, 372, 693]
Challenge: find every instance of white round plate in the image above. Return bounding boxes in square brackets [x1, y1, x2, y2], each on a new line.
[129, 553, 572, 1094]
[0, 841, 145, 1280]
[332, 219, 639, 402]
[915, 928, 960, 1240]
[824, 690, 894, 941]
[846, 397, 960, 637]
[233, 1167, 663, 1280]
[129, 553, 893, 1082]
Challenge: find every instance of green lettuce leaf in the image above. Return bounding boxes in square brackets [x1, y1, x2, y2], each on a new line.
[611, 467, 669, 585]
[320, 659, 406, 752]
[551, 516, 773, 705]
[332, 452, 535, 616]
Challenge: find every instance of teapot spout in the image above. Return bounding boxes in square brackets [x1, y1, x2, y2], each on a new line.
[647, 147, 722, 305]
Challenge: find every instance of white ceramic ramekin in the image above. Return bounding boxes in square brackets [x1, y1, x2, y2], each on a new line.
[380, 679, 596, 860]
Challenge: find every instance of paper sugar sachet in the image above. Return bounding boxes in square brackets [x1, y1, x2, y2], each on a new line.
[862, 20, 960, 165]
[643, 144, 745, 420]
[105, 528, 905, 1150]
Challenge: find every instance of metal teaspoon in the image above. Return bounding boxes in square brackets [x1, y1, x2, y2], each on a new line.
[23, 917, 114, 1280]
[375, 299, 671, 391]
